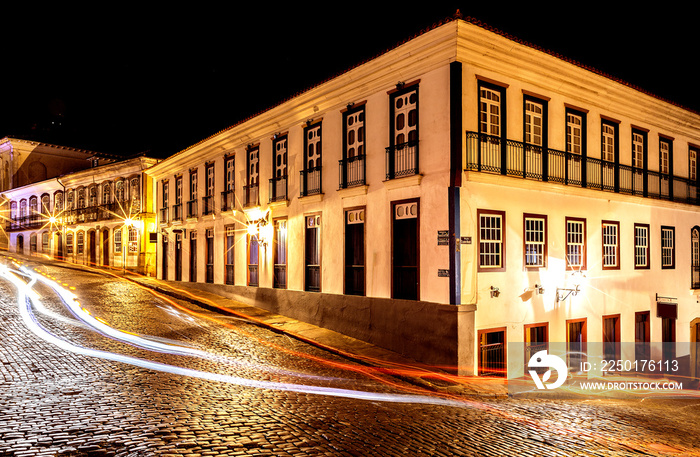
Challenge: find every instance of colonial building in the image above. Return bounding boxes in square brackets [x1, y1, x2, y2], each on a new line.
[2, 156, 159, 276]
[146, 14, 700, 378]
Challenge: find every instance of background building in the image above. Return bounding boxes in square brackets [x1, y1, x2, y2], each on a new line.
[2, 156, 159, 276]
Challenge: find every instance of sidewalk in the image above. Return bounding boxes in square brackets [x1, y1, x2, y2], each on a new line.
[124, 273, 509, 400]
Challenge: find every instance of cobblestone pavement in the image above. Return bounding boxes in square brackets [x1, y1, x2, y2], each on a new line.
[1, 256, 700, 456]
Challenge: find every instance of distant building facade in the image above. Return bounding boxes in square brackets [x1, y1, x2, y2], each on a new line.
[2, 156, 159, 276]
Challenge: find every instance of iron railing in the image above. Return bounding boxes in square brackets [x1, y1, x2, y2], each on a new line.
[465, 132, 700, 205]
[300, 166, 322, 197]
[244, 184, 259, 207]
[221, 189, 235, 212]
[338, 155, 366, 189]
[269, 176, 287, 203]
[385, 141, 418, 180]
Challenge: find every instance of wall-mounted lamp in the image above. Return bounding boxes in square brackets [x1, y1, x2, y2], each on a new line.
[534, 284, 545, 295]
[246, 209, 270, 248]
[490, 286, 500, 298]
[396, 81, 405, 89]
[556, 285, 579, 302]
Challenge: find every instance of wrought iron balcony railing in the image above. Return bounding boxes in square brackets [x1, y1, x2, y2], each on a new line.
[172, 203, 183, 222]
[465, 132, 699, 205]
[186, 199, 198, 219]
[269, 176, 288, 203]
[221, 189, 235, 212]
[338, 155, 366, 189]
[300, 166, 322, 197]
[385, 141, 418, 180]
[244, 184, 259, 207]
[202, 195, 215, 216]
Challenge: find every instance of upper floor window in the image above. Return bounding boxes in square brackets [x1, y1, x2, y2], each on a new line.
[690, 148, 698, 181]
[524, 214, 546, 268]
[525, 100, 543, 147]
[130, 177, 140, 207]
[189, 169, 198, 201]
[19, 199, 27, 218]
[40, 194, 50, 215]
[392, 86, 418, 147]
[302, 123, 322, 196]
[77, 188, 85, 209]
[660, 139, 671, 174]
[661, 226, 675, 269]
[175, 176, 183, 204]
[601, 122, 616, 162]
[29, 196, 38, 214]
[479, 86, 501, 137]
[89, 185, 98, 207]
[692, 227, 700, 289]
[632, 131, 645, 169]
[602, 221, 620, 269]
[102, 182, 111, 205]
[478, 209, 505, 271]
[10, 201, 17, 220]
[566, 113, 583, 155]
[205, 164, 215, 197]
[115, 180, 125, 202]
[566, 217, 586, 270]
[54, 191, 64, 212]
[225, 155, 235, 192]
[162, 181, 169, 208]
[345, 106, 365, 160]
[246, 146, 260, 206]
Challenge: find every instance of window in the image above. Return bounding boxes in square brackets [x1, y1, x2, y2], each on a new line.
[660, 139, 671, 174]
[54, 191, 63, 213]
[223, 155, 235, 211]
[128, 226, 138, 253]
[40, 194, 50, 215]
[690, 148, 698, 182]
[566, 113, 583, 155]
[247, 232, 259, 287]
[525, 101, 543, 147]
[114, 229, 122, 254]
[524, 214, 546, 268]
[478, 210, 505, 271]
[601, 122, 616, 163]
[189, 230, 197, 282]
[205, 229, 214, 283]
[301, 123, 322, 196]
[88, 185, 98, 208]
[30, 234, 37, 253]
[273, 219, 287, 289]
[225, 225, 235, 285]
[102, 182, 111, 205]
[692, 227, 700, 289]
[130, 177, 140, 209]
[77, 231, 84, 255]
[66, 232, 74, 255]
[632, 132, 645, 169]
[479, 86, 501, 137]
[661, 226, 675, 269]
[388, 84, 418, 179]
[602, 221, 620, 269]
[246, 146, 259, 206]
[634, 223, 650, 269]
[115, 180, 125, 202]
[204, 164, 214, 215]
[565, 217, 586, 270]
[340, 105, 365, 188]
[270, 136, 288, 202]
[162, 180, 169, 210]
[188, 169, 198, 218]
[41, 232, 49, 252]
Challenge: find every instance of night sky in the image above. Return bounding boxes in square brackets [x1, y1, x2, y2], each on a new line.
[2, 5, 697, 159]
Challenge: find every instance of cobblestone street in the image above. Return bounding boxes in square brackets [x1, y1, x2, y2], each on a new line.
[1, 255, 700, 456]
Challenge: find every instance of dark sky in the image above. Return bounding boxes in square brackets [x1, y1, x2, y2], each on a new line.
[2, 5, 697, 158]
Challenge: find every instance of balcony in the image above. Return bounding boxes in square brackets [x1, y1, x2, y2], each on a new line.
[202, 195, 215, 216]
[338, 155, 366, 189]
[159, 207, 169, 224]
[385, 141, 418, 180]
[300, 166, 322, 197]
[244, 184, 259, 207]
[465, 132, 699, 205]
[172, 203, 183, 222]
[186, 199, 198, 219]
[221, 189, 235, 212]
[269, 176, 287, 203]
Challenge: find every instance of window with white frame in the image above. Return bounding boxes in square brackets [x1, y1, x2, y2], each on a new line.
[566, 113, 583, 155]
[478, 210, 505, 270]
[77, 231, 84, 255]
[602, 221, 619, 269]
[661, 226, 675, 269]
[524, 214, 546, 268]
[566, 217, 586, 270]
[479, 87, 501, 137]
[634, 223, 650, 269]
[601, 123, 615, 162]
[632, 132, 645, 169]
[690, 148, 698, 181]
[660, 140, 670, 174]
[114, 229, 122, 254]
[525, 101, 543, 147]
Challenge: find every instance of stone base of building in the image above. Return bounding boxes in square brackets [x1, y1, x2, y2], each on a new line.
[175, 282, 476, 375]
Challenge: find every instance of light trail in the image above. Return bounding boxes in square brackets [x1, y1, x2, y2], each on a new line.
[0, 261, 467, 407]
